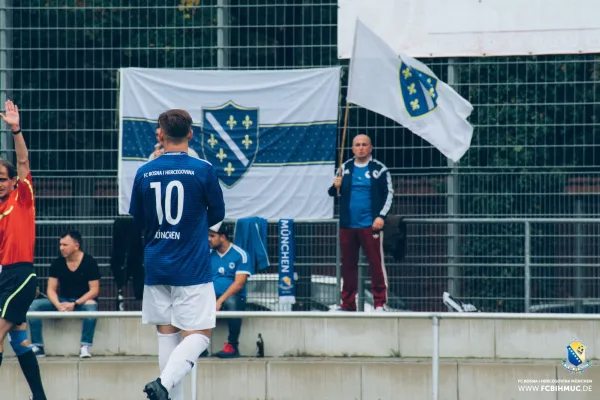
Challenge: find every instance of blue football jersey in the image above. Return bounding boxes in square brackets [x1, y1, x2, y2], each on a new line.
[211, 244, 252, 297]
[129, 152, 226, 286]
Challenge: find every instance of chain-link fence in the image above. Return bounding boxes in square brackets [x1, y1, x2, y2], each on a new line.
[0, 2, 598, 312]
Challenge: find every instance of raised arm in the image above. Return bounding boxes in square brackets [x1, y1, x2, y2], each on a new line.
[0, 100, 30, 180]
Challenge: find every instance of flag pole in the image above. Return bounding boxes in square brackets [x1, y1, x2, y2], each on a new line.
[337, 17, 358, 195]
[337, 102, 350, 195]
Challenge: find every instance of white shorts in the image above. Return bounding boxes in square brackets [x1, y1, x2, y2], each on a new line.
[142, 282, 216, 331]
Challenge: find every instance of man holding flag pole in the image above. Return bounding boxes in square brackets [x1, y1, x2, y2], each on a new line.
[328, 133, 394, 312]
[330, 18, 474, 311]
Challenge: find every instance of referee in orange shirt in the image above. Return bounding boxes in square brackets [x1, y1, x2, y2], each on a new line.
[0, 100, 47, 400]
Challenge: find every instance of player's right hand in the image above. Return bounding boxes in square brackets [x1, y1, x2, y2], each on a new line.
[0, 100, 20, 131]
[333, 176, 342, 189]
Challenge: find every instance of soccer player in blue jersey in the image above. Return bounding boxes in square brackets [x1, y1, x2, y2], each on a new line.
[128, 109, 225, 400]
[208, 222, 251, 358]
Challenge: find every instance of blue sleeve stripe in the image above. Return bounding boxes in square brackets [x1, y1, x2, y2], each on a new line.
[232, 245, 249, 264]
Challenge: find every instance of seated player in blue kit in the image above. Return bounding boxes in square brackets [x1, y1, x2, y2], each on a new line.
[208, 222, 251, 358]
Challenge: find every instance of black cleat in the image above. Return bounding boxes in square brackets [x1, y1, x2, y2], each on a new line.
[143, 378, 170, 400]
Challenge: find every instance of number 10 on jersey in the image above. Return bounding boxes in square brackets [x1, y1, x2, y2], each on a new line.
[150, 181, 184, 225]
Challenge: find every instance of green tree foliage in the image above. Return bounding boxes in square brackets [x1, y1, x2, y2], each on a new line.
[13, 1, 217, 173]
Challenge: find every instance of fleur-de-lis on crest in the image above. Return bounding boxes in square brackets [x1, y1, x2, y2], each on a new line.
[224, 162, 235, 176]
[207, 134, 218, 148]
[242, 135, 253, 149]
[242, 115, 253, 130]
[226, 115, 237, 129]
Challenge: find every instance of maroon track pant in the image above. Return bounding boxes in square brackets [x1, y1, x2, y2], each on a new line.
[339, 227, 388, 310]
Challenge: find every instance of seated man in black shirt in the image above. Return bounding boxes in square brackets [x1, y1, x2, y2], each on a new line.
[27, 230, 101, 359]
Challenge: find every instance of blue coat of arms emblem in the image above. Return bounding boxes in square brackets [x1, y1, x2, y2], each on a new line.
[398, 60, 439, 118]
[201, 101, 259, 187]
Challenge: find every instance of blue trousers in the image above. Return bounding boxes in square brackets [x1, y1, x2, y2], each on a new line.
[218, 294, 246, 346]
[28, 297, 98, 346]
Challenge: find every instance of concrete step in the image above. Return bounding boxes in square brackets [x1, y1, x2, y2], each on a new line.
[5, 316, 600, 360]
[1, 356, 597, 400]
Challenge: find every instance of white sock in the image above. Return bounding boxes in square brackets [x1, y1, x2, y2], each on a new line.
[160, 333, 210, 391]
[157, 332, 184, 400]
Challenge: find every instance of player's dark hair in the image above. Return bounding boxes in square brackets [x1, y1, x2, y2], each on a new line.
[0, 159, 17, 179]
[60, 230, 83, 250]
[158, 109, 193, 139]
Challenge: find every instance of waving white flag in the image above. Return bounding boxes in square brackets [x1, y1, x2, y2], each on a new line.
[347, 19, 474, 162]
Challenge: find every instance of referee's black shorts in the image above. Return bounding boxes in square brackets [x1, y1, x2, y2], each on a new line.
[0, 263, 37, 325]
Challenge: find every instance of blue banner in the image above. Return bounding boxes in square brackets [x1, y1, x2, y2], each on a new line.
[278, 219, 296, 304]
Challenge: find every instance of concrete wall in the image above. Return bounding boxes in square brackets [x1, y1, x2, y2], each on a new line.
[4, 316, 598, 359]
[1, 357, 597, 400]
[2, 316, 598, 399]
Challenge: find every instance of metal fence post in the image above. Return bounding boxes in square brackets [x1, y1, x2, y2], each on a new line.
[574, 199, 584, 314]
[216, 0, 229, 69]
[0, 0, 12, 162]
[335, 219, 341, 306]
[524, 221, 531, 312]
[446, 58, 461, 298]
[358, 251, 365, 312]
[432, 315, 439, 400]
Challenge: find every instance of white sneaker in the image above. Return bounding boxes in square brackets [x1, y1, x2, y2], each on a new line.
[31, 345, 45, 358]
[374, 306, 389, 312]
[79, 345, 92, 359]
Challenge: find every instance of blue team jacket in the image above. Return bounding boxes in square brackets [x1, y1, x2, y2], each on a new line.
[327, 157, 395, 229]
[233, 217, 270, 272]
